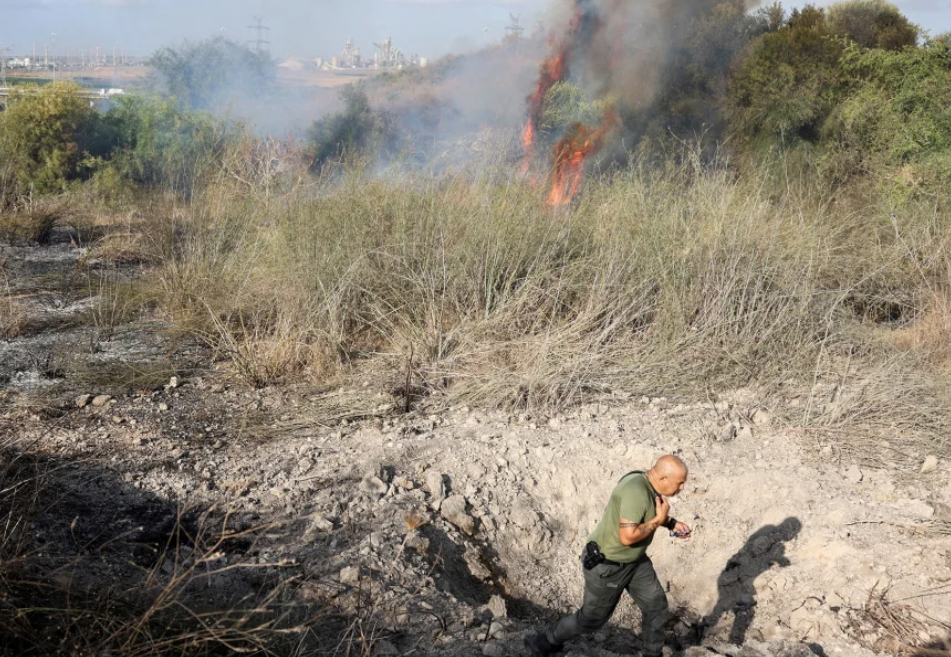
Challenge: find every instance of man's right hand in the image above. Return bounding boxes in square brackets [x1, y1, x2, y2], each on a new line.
[654, 495, 670, 526]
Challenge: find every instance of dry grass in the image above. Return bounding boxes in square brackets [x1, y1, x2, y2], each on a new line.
[144, 153, 951, 417]
[0, 260, 26, 339]
[892, 291, 951, 374]
[0, 436, 309, 656]
[0, 295, 27, 339]
[0, 195, 86, 244]
[6, 144, 908, 471]
[847, 583, 951, 656]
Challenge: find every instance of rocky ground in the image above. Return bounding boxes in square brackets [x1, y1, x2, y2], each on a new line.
[2, 229, 950, 656]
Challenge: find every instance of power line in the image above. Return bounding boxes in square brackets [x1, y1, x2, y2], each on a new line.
[506, 13, 525, 39]
[0, 43, 13, 89]
[247, 15, 271, 53]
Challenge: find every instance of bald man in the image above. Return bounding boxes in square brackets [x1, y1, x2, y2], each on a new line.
[525, 456, 691, 657]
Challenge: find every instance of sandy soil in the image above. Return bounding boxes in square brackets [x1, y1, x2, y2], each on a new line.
[2, 229, 950, 656]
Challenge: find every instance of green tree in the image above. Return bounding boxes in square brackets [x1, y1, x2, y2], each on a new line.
[149, 37, 276, 111]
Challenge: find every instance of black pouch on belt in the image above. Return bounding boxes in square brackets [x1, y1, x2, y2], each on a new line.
[582, 541, 606, 570]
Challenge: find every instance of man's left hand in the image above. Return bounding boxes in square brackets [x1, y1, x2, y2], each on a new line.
[671, 521, 692, 539]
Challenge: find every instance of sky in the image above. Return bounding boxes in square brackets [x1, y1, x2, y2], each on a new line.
[2, 0, 951, 61]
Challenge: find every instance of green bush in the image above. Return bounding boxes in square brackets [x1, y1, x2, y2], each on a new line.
[149, 37, 276, 111]
[826, 0, 918, 50]
[821, 40, 951, 185]
[727, 5, 848, 146]
[306, 85, 405, 170]
[104, 95, 227, 193]
[0, 82, 110, 194]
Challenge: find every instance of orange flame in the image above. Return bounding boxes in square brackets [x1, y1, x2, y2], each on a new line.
[546, 111, 617, 207]
[522, 2, 614, 206]
[523, 120, 535, 150]
[521, 121, 536, 174]
[522, 34, 575, 173]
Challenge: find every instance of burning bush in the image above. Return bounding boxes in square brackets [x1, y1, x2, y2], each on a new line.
[519, 0, 780, 204]
[540, 81, 606, 142]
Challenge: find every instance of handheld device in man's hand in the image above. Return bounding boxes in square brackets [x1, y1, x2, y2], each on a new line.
[669, 530, 691, 538]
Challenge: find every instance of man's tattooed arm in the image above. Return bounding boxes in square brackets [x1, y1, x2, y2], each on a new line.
[618, 517, 664, 545]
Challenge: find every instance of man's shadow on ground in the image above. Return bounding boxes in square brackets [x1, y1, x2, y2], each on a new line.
[701, 517, 803, 646]
[914, 635, 951, 656]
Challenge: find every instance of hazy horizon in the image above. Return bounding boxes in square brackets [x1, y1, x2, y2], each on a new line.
[2, 0, 950, 63]
[1, 0, 551, 61]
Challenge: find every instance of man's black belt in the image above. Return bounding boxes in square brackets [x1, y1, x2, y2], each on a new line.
[583, 542, 627, 569]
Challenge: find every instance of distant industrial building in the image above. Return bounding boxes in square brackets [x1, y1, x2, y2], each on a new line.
[6, 57, 32, 69]
[323, 36, 426, 73]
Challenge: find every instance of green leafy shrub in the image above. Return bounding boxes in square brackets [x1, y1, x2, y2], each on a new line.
[826, 0, 918, 50]
[104, 95, 227, 193]
[0, 82, 110, 194]
[821, 40, 951, 186]
[726, 0, 920, 159]
[727, 5, 848, 146]
[306, 85, 405, 170]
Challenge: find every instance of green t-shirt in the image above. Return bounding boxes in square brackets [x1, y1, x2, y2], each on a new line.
[587, 472, 659, 563]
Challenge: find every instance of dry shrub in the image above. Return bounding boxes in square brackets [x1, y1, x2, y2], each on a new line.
[0, 193, 99, 244]
[795, 350, 951, 467]
[198, 305, 326, 388]
[892, 291, 951, 374]
[0, 432, 45, 611]
[0, 204, 58, 244]
[85, 229, 150, 264]
[845, 582, 950, 656]
[142, 153, 951, 461]
[403, 509, 429, 531]
[82, 269, 160, 345]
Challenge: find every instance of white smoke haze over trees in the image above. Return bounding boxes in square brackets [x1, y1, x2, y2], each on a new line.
[3, 0, 950, 58]
[5, 0, 951, 154]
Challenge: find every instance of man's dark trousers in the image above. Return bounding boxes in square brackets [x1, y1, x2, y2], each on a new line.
[546, 556, 668, 657]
